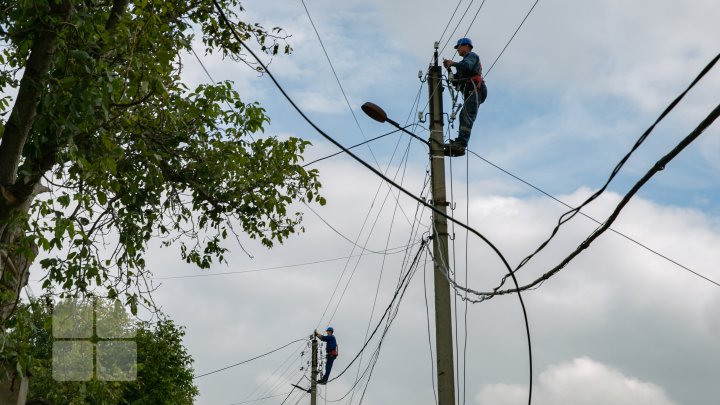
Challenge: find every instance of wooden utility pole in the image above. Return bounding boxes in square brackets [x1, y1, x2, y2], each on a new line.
[428, 43, 456, 405]
[311, 336, 318, 405]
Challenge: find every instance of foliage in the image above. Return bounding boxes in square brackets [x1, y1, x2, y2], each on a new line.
[4, 299, 198, 404]
[0, 0, 324, 317]
[119, 319, 198, 404]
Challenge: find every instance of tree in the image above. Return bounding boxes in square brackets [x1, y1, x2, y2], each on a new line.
[8, 299, 198, 404]
[119, 319, 198, 404]
[0, 0, 323, 397]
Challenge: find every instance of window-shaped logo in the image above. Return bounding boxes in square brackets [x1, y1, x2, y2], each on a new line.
[52, 298, 137, 381]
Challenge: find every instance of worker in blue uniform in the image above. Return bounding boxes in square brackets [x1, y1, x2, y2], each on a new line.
[314, 327, 338, 384]
[443, 37, 487, 157]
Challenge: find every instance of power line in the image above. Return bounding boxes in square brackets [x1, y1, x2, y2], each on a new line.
[437, 0, 467, 50]
[153, 246, 413, 280]
[461, 0, 489, 40]
[209, 0, 519, 310]
[302, 126, 411, 168]
[439, 0, 477, 54]
[348, 146, 425, 405]
[313, 88, 429, 333]
[485, 0, 540, 77]
[495, 51, 720, 290]
[227, 391, 293, 405]
[304, 201, 423, 255]
[299, 0, 383, 170]
[280, 374, 307, 405]
[443, 101, 720, 302]
[320, 240, 432, 403]
[194, 338, 307, 378]
[211, 3, 532, 401]
[234, 343, 307, 404]
[324, 142, 419, 327]
[314, 140, 419, 329]
[490, 101, 720, 297]
[328, 238, 429, 384]
[467, 148, 720, 289]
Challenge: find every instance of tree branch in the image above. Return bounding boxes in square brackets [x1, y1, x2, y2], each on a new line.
[105, 0, 130, 31]
[0, 0, 72, 186]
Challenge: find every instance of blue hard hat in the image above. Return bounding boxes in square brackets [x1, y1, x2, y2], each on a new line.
[326, 327, 334, 332]
[454, 37, 473, 49]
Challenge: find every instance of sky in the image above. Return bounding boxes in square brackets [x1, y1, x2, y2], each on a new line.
[23, 0, 720, 404]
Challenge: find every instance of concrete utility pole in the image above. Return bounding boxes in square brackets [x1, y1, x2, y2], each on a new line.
[311, 336, 318, 405]
[428, 43, 456, 405]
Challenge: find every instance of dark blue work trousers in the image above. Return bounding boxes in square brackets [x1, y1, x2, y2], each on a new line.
[323, 355, 336, 381]
[457, 81, 487, 147]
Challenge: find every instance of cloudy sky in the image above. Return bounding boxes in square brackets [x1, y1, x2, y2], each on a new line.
[28, 0, 720, 404]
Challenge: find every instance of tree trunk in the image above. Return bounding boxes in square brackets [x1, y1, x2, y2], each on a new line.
[0, 2, 72, 403]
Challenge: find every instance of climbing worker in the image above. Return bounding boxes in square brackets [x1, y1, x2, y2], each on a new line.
[314, 327, 338, 385]
[442, 37, 488, 157]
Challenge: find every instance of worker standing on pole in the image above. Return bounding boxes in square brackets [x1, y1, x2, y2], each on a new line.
[314, 327, 338, 385]
[443, 37, 488, 157]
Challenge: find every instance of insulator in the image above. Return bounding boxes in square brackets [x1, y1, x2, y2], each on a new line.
[434, 41, 440, 50]
[418, 70, 423, 79]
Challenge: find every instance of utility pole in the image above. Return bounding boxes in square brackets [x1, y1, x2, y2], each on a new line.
[428, 42, 456, 405]
[311, 336, 318, 405]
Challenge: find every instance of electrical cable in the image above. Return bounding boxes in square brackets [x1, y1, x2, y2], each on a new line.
[194, 338, 306, 378]
[493, 51, 720, 290]
[465, 148, 720, 289]
[323, 218, 434, 403]
[227, 391, 293, 404]
[327, 238, 429, 383]
[299, 0, 381, 171]
[152, 246, 414, 280]
[438, 0, 476, 54]
[316, 137, 416, 329]
[460, 0, 489, 40]
[437, 0, 466, 49]
[303, 201, 415, 255]
[234, 342, 307, 404]
[485, 0, 540, 78]
[317, 77, 429, 333]
[348, 142, 416, 405]
[302, 126, 411, 168]
[487, 102, 720, 298]
[324, 139, 416, 327]
[323, 242, 430, 402]
[211, 0, 513, 308]
[211, 3, 532, 403]
[279, 374, 307, 405]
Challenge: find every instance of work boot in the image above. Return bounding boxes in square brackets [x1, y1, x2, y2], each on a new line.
[443, 139, 466, 157]
[317, 379, 327, 385]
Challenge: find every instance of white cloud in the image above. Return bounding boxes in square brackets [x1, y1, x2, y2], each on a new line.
[141, 157, 720, 404]
[476, 357, 677, 405]
[14, 1, 720, 404]
[128, 1, 720, 402]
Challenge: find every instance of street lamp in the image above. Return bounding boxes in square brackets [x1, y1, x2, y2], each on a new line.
[361, 102, 429, 146]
